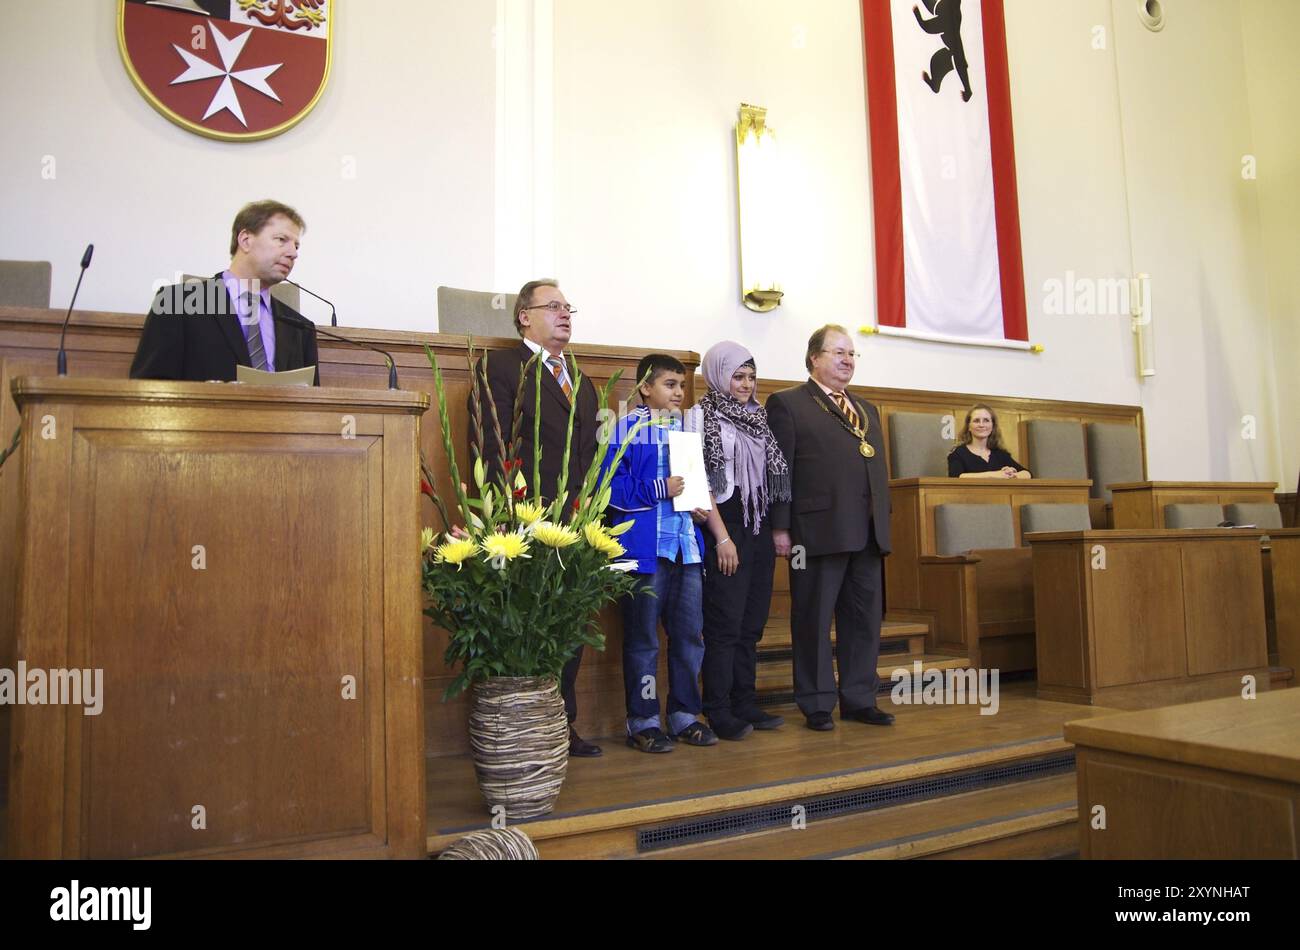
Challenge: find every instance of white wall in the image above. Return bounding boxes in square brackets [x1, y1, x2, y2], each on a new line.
[1241, 0, 1300, 492]
[0, 0, 496, 331]
[2, 0, 1293, 483]
[550, 0, 1293, 483]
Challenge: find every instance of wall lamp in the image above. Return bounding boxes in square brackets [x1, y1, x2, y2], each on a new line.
[735, 103, 783, 313]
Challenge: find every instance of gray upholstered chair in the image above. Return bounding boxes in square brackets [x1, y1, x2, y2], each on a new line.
[1223, 503, 1283, 530]
[934, 504, 1016, 556]
[888, 411, 951, 479]
[437, 286, 518, 338]
[1024, 420, 1087, 479]
[1020, 503, 1092, 540]
[1164, 503, 1224, 528]
[1085, 422, 1144, 501]
[0, 260, 53, 308]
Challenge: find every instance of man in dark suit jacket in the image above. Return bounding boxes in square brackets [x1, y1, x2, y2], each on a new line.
[475, 279, 602, 756]
[130, 200, 320, 384]
[766, 324, 893, 731]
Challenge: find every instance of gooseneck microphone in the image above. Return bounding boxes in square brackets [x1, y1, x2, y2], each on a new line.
[284, 279, 338, 327]
[56, 243, 94, 376]
[272, 310, 399, 390]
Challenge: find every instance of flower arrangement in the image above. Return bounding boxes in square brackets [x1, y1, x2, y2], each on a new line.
[420, 342, 648, 699]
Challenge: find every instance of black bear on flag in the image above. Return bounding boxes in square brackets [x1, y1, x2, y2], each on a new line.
[914, 0, 973, 103]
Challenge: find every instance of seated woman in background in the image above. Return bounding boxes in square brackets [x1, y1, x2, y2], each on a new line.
[948, 404, 1032, 479]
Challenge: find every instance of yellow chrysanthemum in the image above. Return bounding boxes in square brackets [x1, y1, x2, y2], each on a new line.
[420, 527, 435, 552]
[583, 522, 626, 560]
[481, 531, 531, 562]
[434, 537, 478, 567]
[532, 521, 580, 549]
[514, 502, 546, 526]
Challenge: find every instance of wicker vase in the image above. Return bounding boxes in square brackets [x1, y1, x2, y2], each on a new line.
[468, 675, 569, 819]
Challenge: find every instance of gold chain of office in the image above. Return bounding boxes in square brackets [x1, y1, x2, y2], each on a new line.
[806, 388, 876, 458]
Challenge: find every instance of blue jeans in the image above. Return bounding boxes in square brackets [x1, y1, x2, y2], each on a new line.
[621, 558, 705, 735]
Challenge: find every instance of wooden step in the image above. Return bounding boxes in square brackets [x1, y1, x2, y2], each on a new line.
[642, 773, 1078, 860]
[755, 653, 974, 694]
[759, 618, 930, 653]
[425, 679, 1120, 857]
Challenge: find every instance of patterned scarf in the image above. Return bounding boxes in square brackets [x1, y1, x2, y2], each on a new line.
[699, 343, 791, 532]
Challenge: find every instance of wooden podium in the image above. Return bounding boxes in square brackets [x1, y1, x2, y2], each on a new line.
[5, 378, 428, 859]
[1029, 529, 1271, 708]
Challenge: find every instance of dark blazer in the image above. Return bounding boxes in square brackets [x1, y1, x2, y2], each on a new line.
[476, 341, 599, 505]
[766, 380, 891, 557]
[129, 275, 320, 384]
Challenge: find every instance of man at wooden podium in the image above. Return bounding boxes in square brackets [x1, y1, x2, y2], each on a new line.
[766, 325, 893, 731]
[129, 200, 320, 384]
[476, 278, 602, 757]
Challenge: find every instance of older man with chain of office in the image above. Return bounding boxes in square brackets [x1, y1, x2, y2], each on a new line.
[765, 325, 893, 731]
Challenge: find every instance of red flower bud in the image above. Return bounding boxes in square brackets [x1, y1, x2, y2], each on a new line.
[513, 485, 527, 500]
[420, 479, 435, 498]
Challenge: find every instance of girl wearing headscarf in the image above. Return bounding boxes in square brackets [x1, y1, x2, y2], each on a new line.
[684, 341, 791, 741]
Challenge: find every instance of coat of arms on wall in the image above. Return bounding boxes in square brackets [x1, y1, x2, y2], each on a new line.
[117, 0, 333, 142]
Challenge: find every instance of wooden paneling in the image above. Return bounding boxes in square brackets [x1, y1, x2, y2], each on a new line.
[1110, 482, 1278, 529]
[1031, 544, 1088, 690]
[1092, 542, 1186, 688]
[1272, 533, 1300, 676]
[1076, 750, 1298, 859]
[1181, 538, 1268, 676]
[1066, 689, 1300, 858]
[1031, 530, 1272, 707]
[7, 378, 427, 858]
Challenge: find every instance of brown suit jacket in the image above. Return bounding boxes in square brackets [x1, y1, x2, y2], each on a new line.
[766, 380, 891, 557]
[474, 341, 599, 505]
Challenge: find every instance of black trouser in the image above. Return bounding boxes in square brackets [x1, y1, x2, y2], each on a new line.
[701, 494, 776, 721]
[561, 648, 582, 724]
[788, 537, 883, 717]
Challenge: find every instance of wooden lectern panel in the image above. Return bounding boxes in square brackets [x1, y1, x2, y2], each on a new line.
[77, 430, 377, 858]
[1180, 538, 1268, 677]
[1090, 542, 1186, 688]
[8, 378, 427, 859]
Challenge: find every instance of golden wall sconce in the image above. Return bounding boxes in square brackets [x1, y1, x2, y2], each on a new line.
[735, 103, 783, 313]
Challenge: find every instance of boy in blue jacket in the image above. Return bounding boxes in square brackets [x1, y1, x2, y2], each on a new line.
[602, 354, 733, 752]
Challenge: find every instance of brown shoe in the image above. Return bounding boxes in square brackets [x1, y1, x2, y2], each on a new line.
[568, 727, 603, 757]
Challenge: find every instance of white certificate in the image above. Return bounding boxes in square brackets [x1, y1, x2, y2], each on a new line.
[667, 431, 712, 512]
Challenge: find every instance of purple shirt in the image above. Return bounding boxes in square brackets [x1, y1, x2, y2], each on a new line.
[221, 270, 276, 371]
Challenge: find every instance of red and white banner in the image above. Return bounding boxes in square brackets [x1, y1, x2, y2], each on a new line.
[862, 0, 1028, 348]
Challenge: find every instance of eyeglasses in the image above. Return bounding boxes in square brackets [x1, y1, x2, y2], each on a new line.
[820, 348, 860, 360]
[524, 301, 576, 315]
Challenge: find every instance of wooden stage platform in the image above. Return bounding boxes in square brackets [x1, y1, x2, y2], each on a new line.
[426, 680, 1125, 859]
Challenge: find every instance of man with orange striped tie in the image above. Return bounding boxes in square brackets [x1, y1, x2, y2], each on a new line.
[765, 325, 894, 733]
[477, 279, 603, 757]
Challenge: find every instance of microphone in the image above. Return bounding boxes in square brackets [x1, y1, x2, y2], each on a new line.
[272, 310, 399, 390]
[284, 279, 338, 327]
[56, 243, 94, 376]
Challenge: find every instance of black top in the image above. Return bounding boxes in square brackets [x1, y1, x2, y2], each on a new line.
[947, 444, 1027, 476]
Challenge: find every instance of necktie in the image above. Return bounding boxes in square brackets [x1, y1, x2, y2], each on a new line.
[832, 391, 859, 431]
[547, 355, 572, 400]
[241, 292, 267, 371]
